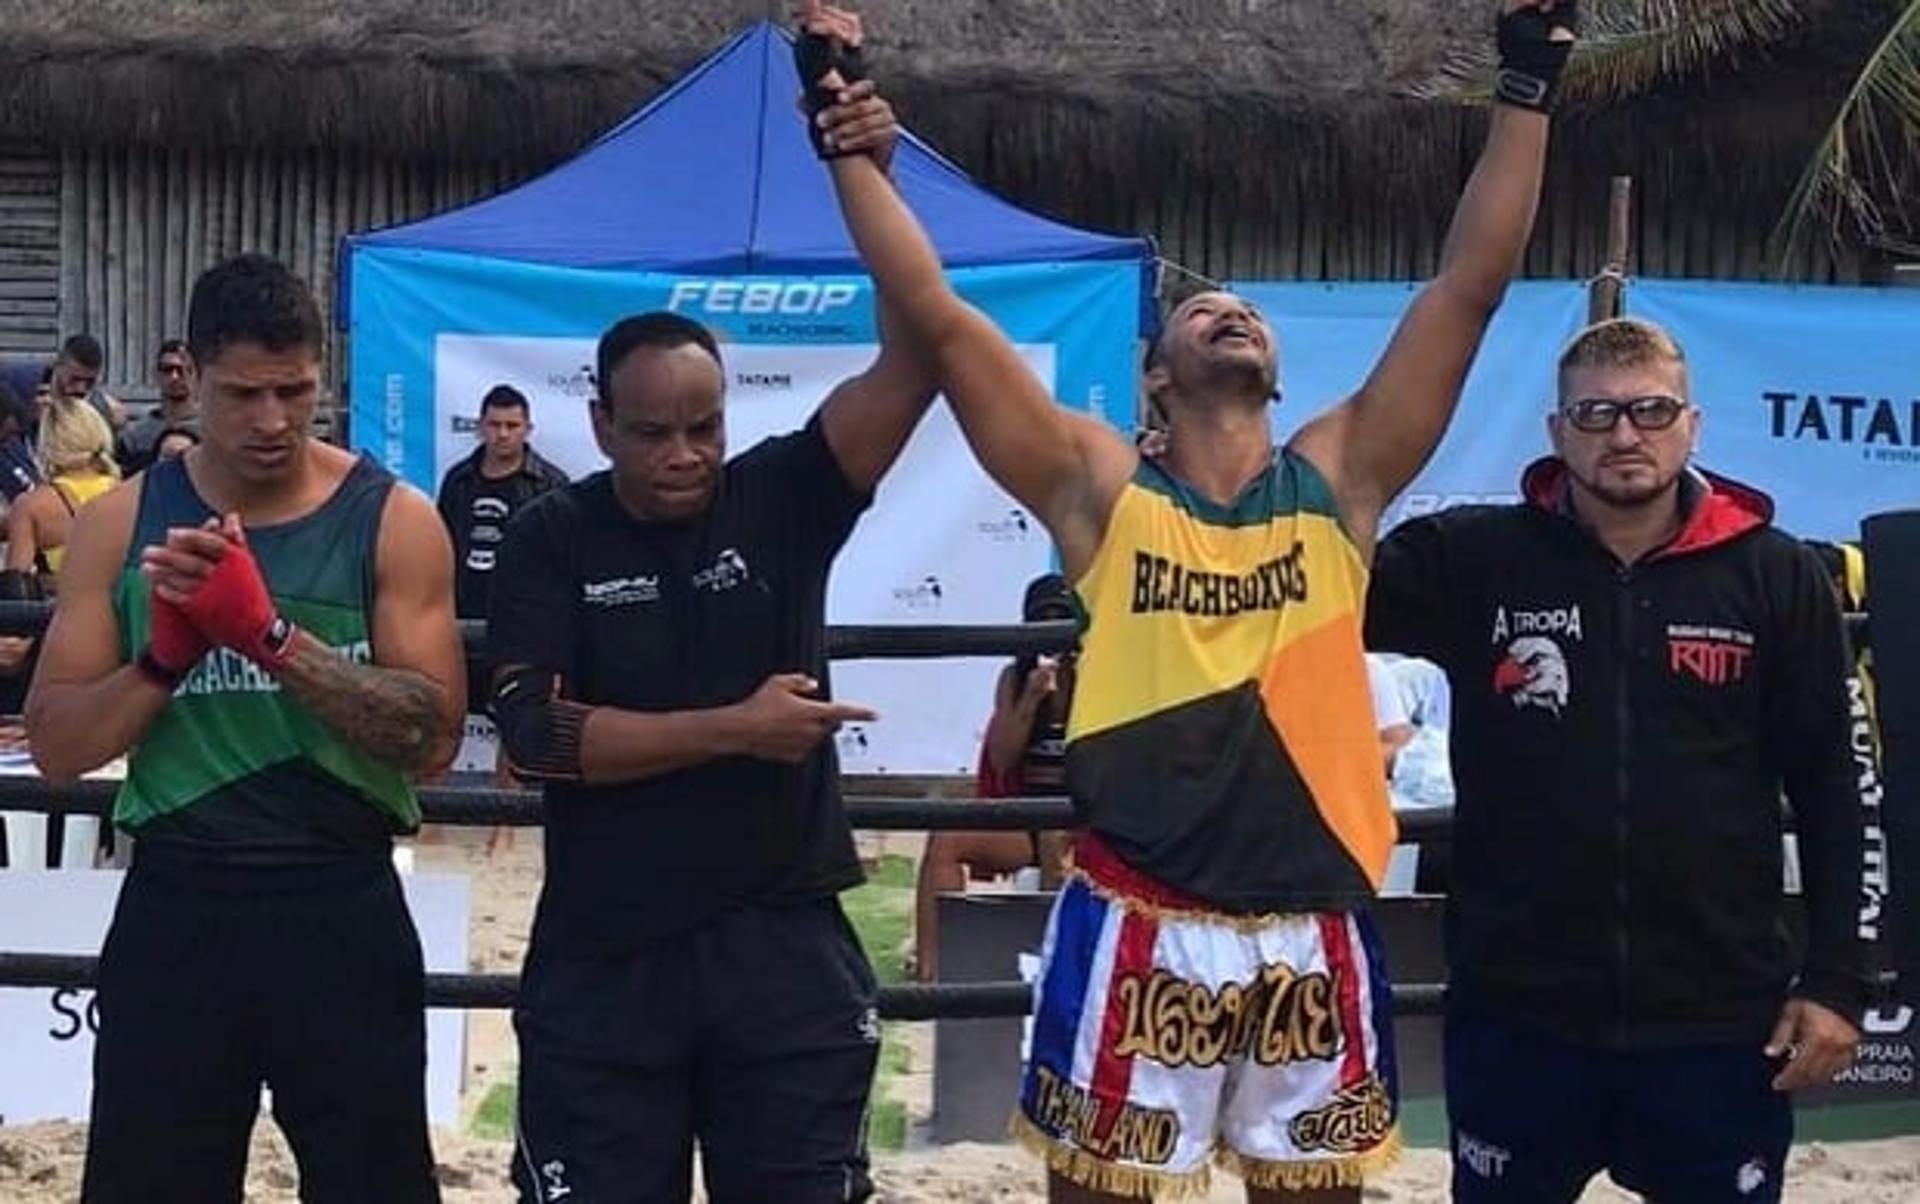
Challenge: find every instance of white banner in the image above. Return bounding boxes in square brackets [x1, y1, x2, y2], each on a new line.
[0, 869, 470, 1128]
[435, 337, 1059, 773]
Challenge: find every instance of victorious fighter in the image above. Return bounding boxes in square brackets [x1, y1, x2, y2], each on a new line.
[800, 1, 1573, 1198]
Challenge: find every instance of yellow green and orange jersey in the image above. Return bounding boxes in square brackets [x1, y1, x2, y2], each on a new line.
[1065, 449, 1395, 912]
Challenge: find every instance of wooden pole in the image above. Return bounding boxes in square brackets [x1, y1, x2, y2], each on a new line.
[1588, 175, 1633, 324]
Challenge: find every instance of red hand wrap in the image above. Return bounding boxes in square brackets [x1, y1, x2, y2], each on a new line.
[177, 533, 298, 670]
[144, 591, 210, 678]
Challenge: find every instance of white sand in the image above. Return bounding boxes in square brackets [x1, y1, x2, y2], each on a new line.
[6, 1122, 1919, 1202]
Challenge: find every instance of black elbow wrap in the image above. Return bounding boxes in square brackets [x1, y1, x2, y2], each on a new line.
[492, 667, 589, 783]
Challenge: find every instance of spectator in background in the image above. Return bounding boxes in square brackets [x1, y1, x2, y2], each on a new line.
[913, 573, 1075, 982]
[154, 426, 200, 463]
[1379, 653, 1454, 810]
[436, 386, 568, 637]
[117, 339, 198, 472]
[6, 397, 120, 586]
[0, 379, 41, 711]
[49, 334, 125, 432]
[1366, 651, 1417, 775]
[0, 395, 118, 717]
[433, 385, 566, 846]
[1373, 652, 1455, 894]
[32, 365, 52, 425]
[0, 381, 41, 505]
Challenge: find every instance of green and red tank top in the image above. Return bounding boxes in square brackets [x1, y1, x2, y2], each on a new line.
[111, 454, 419, 859]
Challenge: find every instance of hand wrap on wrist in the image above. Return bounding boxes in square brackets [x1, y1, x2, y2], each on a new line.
[794, 28, 869, 159]
[1495, 1, 1578, 113]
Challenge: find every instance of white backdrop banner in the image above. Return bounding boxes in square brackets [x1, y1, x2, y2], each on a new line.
[351, 251, 1141, 772]
[0, 869, 470, 1128]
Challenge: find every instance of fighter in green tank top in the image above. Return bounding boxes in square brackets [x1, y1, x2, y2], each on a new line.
[112, 453, 420, 857]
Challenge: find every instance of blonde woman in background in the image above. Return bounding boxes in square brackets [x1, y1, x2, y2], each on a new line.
[5, 396, 121, 587]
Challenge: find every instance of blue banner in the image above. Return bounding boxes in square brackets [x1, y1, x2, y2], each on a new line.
[1234, 279, 1920, 541]
[349, 247, 1140, 494]
[1232, 281, 1591, 529]
[1630, 280, 1920, 541]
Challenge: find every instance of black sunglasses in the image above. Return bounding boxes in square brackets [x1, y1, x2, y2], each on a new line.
[1560, 395, 1688, 434]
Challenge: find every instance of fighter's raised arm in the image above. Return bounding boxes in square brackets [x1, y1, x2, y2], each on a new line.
[800, 64, 941, 495]
[1291, 0, 1574, 554]
[796, 3, 1133, 573]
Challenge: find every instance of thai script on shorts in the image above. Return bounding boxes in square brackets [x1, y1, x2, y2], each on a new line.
[1287, 1075, 1394, 1155]
[1109, 963, 1343, 1070]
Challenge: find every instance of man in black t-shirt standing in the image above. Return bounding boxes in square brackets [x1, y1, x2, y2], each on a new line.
[437, 385, 568, 633]
[487, 88, 930, 1204]
[435, 385, 566, 806]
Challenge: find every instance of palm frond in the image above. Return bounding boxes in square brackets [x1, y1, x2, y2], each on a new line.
[1415, 0, 1805, 104]
[1769, 0, 1920, 271]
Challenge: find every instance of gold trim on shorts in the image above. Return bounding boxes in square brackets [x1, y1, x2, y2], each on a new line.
[1216, 1124, 1404, 1191]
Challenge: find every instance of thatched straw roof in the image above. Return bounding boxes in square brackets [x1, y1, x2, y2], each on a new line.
[0, 1, 1870, 158]
[0, 3, 1898, 278]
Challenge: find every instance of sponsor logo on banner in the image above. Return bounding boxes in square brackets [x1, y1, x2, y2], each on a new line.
[734, 371, 793, 391]
[975, 509, 1034, 543]
[1865, 1006, 1913, 1036]
[891, 575, 945, 613]
[1838, 1004, 1919, 1091]
[1833, 1036, 1915, 1086]
[547, 366, 596, 397]
[383, 373, 407, 472]
[668, 280, 862, 341]
[1763, 391, 1920, 463]
[668, 280, 859, 316]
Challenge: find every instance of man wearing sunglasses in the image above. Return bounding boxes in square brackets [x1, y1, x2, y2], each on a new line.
[118, 340, 199, 474]
[1364, 317, 1874, 1203]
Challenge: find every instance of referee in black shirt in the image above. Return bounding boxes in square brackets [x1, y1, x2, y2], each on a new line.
[488, 87, 933, 1204]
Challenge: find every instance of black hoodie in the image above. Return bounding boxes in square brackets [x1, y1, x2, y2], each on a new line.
[1366, 459, 1876, 1047]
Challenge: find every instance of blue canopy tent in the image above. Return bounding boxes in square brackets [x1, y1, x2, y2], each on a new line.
[342, 21, 1148, 282]
[340, 19, 1150, 490]
[338, 20, 1150, 774]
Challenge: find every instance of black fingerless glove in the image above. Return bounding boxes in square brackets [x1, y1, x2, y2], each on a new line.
[1495, 1, 1578, 113]
[794, 28, 869, 159]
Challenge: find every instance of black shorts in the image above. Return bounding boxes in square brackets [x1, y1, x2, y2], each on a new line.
[81, 848, 438, 1204]
[1446, 1010, 1793, 1204]
[512, 898, 880, 1204]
